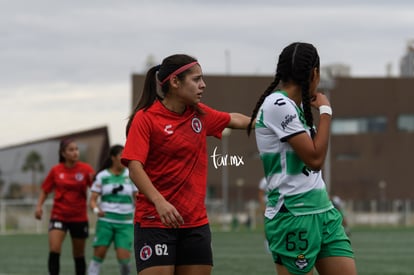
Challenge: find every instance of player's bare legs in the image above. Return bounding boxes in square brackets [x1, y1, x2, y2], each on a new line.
[175, 265, 212, 275]
[276, 264, 313, 275]
[315, 256, 357, 275]
[138, 265, 174, 275]
[49, 229, 66, 252]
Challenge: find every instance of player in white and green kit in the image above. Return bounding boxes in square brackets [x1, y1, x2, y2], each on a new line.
[247, 42, 356, 275]
[88, 145, 138, 275]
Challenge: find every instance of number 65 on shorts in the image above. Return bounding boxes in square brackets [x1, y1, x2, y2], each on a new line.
[265, 208, 354, 274]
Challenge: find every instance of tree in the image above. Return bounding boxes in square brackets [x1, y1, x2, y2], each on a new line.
[21, 150, 44, 198]
[6, 182, 23, 199]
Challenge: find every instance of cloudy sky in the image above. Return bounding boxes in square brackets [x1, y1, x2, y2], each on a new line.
[1, 0, 413, 148]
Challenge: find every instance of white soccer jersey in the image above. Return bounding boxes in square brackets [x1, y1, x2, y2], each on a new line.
[91, 168, 138, 223]
[255, 91, 332, 219]
[259, 177, 268, 203]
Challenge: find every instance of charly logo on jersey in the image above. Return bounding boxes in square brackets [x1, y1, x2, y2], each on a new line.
[140, 245, 153, 261]
[274, 98, 286, 106]
[191, 117, 202, 133]
[164, 124, 174, 135]
[295, 254, 308, 270]
[75, 173, 84, 181]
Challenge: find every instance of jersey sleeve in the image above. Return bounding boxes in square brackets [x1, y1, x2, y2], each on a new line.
[125, 169, 139, 192]
[262, 95, 306, 141]
[199, 103, 231, 139]
[121, 110, 152, 167]
[85, 163, 95, 187]
[90, 170, 104, 193]
[131, 183, 139, 192]
[41, 166, 56, 193]
[259, 177, 267, 191]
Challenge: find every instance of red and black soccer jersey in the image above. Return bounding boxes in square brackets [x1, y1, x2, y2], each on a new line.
[41, 162, 95, 222]
[122, 101, 230, 228]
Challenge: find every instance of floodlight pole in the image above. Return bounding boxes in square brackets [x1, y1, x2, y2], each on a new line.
[221, 128, 231, 215]
[319, 74, 335, 194]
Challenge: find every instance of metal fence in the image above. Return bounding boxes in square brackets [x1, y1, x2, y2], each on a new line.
[345, 199, 414, 227]
[1, 198, 414, 234]
[0, 199, 99, 234]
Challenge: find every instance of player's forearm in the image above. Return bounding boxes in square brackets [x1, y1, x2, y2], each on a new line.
[312, 114, 331, 167]
[36, 190, 47, 208]
[228, 113, 252, 129]
[128, 160, 165, 205]
[89, 192, 100, 210]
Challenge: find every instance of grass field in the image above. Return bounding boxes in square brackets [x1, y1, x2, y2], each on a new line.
[0, 227, 412, 274]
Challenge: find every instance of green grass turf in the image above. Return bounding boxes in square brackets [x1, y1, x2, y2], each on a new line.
[0, 227, 412, 274]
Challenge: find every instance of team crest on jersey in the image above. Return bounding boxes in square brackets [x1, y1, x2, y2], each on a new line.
[191, 117, 202, 133]
[295, 254, 308, 270]
[75, 173, 84, 181]
[140, 245, 153, 261]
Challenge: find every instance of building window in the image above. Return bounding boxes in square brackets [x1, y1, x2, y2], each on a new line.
[336, 153, 360, 161]
[332, 117, 387, 135]
[398, 114, 414, 132]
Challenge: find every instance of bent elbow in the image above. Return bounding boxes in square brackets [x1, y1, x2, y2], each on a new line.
[304, 158, 325, 171]
[307, 164, 323, 171]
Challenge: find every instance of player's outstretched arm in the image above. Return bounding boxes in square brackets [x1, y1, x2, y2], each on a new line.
[228, 113, 253, 129]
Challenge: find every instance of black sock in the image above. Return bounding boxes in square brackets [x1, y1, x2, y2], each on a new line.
[48, 252, 60, 275]
[74, 256, 86, 275]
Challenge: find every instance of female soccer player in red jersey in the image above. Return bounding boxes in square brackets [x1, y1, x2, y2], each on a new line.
[35, 139, 95, 275]
[121, 54, 251, 275]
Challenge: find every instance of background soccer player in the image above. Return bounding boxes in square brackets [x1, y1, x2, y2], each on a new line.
[88, 144, 138, 275]
[35, 139, 95, 275]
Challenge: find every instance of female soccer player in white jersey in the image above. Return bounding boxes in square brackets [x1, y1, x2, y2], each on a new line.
[247, 42, 357, 275]
[121, 54, 251, 275]
[88, 145, 138, 275]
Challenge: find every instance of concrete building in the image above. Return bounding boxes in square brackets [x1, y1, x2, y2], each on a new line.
[131, 74, 414, 212]
[328, 77, 414, 201]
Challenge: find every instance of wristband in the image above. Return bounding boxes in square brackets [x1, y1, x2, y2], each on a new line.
[319, 105, 332, 116]
[93, 207, 100, 214]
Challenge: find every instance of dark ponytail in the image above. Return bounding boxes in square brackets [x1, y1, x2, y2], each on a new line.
[126, 65, 160, 136]
[247, 75, 280, 135]
[126, 54, 198, 136]
[290, 43, 319, 139]
[249, 42, 319, 138]
[59, 138, 75, 163]
[98, 144, 124, 172]
[300, 81, 316, 138]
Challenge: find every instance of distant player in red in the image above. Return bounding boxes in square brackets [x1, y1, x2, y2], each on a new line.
[35, 138, 95, 275]
[121, 54, 252, 275]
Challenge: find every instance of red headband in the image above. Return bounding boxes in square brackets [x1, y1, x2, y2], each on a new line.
[160, 61, 199, 86]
